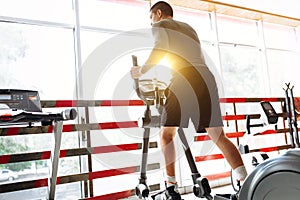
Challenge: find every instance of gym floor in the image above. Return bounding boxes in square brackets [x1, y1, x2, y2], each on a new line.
[123, 184, 235, 200]
[181, 184, 235, 199]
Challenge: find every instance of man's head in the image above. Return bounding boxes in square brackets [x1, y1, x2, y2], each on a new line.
[150, 1, 173, 25]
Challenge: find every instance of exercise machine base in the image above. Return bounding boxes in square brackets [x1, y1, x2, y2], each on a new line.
[151, 191, 184, 200]
[214, 194, 238, 200]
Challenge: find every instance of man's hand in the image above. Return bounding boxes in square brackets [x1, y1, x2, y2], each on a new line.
[130, 66, 142, 79]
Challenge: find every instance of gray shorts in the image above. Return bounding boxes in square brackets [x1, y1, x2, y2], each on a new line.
[161, 67, 223, 132]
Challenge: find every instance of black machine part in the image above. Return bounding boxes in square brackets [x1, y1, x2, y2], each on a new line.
[245, 101, 279, 136]
[0, 89, 77, 126]
[239, 149, 300, 200]
[0, 89, 42, 112]
[260, 101, 278, 124]
[0, 108, 77, 126]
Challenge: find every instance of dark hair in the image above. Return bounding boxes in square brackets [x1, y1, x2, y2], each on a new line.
[150, 1, 173, 17]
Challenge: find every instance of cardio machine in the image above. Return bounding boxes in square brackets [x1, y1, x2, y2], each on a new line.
[132, 55, 300, 200]
[0, 89, 77, 126]
[132, 55, 213, 200]
[224, 86, 300, 200]
[0, 89, 77, 200]
[237, 84, 300, 200]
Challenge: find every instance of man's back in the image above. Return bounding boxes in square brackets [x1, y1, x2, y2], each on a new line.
[152, 18, 207, 72]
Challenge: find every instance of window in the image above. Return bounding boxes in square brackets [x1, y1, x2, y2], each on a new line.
[263, 23, 299, 96]
[0, 22, 76, 100]
[0, 0, 73, 23]
[219, 45, 265, 97]
[0, 2, 79, 199]
[80, 30, 155, 100]
[217, 14, 258, 45]
[266, 49, 299, 96]
[174, 7, 213, 41]
[79, 0, 150, 31]
[263, 23, 297, 50]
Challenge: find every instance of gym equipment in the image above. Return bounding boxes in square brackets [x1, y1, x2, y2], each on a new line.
[239, 101, 278, 154]
[216, 150, 300, 200]
[283, 83, 299, 148]
[0, 89, 77, 200]
[132, 56, 167, 199]
[214, 102, 278, 200]
[0, 89, 77, 126]
[238, 84, 300, 200]
[221, 85, 300, 200]
[238, 148, 300, 200]
[0, 89, 42, 112]
[230, 102, 277, 193]
[132, 55, 213, 200]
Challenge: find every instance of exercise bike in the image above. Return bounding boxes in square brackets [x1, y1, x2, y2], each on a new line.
[132, 55, 216, 200]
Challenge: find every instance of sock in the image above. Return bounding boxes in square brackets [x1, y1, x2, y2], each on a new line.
[233, 165, 248, 181]
[166, 176, 177, 188]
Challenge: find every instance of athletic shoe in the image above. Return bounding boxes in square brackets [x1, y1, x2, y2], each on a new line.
[154, 186, 181, 200]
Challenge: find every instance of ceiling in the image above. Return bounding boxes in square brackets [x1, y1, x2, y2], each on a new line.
[209, 0, 300, 19]
[152, 0, 300, 27]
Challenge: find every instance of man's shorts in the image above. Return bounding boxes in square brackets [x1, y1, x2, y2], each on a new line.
[161, 67, 223, 132]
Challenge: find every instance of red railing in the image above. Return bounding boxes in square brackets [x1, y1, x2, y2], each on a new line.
[0, 97, 295, 199]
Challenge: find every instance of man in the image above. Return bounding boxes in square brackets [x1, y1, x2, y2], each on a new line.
[131, 2, 247, 199]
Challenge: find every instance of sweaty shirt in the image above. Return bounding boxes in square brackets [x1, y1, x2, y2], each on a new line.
[141, 18, 208, 75]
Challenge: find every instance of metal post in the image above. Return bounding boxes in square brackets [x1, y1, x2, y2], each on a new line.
[178, 128, 213, 200]
[284, 84, 295, 148]
[47, 121, 63, 200]
[72, 0, 91, 198]
[140, 128, 150, 183]
[177, 127, 200, 182]
[288, 85, 299, 147]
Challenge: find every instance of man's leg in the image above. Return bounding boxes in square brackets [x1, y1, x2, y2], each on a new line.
[160, 126, 177, 178]
[158, 126, 181, 200]
[206, 126, 247, 181]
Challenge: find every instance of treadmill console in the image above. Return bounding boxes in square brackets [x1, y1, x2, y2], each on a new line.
[0, 89, 42, 112]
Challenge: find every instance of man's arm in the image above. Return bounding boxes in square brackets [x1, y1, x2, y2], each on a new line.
[141, 23, 169, 74]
